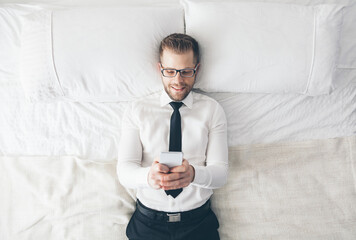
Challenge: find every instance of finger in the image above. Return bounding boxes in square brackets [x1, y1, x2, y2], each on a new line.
[149, 171, 174, 189]
[162, 166, 194, 189]
[161, 180, 182, 190]
[161, 172, 190, 186]
[162, 172, 183, 182]
[161, 178, 191, 190]
[170, 159, 189, 173]
[170, 164, 188, 173]
[153, 162, 170, 173]
[152, 158, 170, 172]
[158, 163, 170, 173]
[151, 159, 160, 167]
[148, 172, 163, 190]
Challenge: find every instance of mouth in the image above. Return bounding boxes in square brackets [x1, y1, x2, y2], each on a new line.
[171, 86, 185, 92]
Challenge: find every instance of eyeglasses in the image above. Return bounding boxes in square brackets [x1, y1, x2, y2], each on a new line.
[160, 63, 198, 78]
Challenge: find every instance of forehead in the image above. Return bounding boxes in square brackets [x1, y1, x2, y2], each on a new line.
[160, 49, 195, 68]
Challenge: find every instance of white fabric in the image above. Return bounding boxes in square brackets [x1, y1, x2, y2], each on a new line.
[0, 81, 355, 159]
[0, 156, 134, 240]
[2, 0, 355, 102]
[0, 4, 39, 101]
[20, 9, 64, 102]
[1, 136, 355, 239]
[216, 80, 356, 146]
[117, 90, 228, 212]
[0, 5, 21, 88]
[20, 5, 184, 102]
[337, 1, 356, 69]
[182, 0, 345, 95]
[213, 135, 356, 240]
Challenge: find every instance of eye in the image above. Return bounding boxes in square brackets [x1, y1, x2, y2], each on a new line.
[181, 70, 194, 77]
[166, 70, 176, 74]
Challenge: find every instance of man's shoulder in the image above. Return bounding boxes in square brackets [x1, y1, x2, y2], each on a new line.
[131, 91, 161, 107]
[192, 91, 227, 117]
[123, 91, 161, 118]
[192, 91, 221, 107]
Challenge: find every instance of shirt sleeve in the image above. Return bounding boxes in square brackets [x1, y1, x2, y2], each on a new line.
[190, 102, 229, 189]
[116, 103, 151, 189]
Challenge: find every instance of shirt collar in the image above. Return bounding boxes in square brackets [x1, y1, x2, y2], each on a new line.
[160, 90, 193, 109]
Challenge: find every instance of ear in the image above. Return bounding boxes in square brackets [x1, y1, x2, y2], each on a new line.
[157, 62, 161, 73]
[195, 63, 200, 75]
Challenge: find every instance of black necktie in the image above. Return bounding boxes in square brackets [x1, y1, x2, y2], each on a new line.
[165, 102, 183, 198]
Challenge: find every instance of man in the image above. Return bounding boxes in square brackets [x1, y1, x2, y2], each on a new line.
[117, 33, 228, 240]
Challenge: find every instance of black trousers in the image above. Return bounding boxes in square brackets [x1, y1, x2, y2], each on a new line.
[126, 200, 220, 240]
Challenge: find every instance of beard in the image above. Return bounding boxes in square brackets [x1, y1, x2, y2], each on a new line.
[164, 83, 193, 101]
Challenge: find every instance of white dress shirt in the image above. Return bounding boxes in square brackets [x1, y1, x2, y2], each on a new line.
[117, 90, 228, 212]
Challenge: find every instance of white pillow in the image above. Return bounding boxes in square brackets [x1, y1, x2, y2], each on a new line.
[182, 0, 345, 95]
[20, 5, 184, 102]
[337, 2, 356, 68]
[0, 4, 40, 100]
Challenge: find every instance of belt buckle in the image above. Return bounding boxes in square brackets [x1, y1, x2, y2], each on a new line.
[167, 213, 181, 222]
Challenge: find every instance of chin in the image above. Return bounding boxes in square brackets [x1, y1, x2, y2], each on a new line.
[164, 85, 192, 101]
[169, 95, 184, 101]
[169, 91, 188, 101]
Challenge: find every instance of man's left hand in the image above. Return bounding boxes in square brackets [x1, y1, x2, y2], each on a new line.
[160, 159, 195, 190]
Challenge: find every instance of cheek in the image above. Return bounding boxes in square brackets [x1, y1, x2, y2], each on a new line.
[162, 79, 170, 87]
[186, 78, 195, 88]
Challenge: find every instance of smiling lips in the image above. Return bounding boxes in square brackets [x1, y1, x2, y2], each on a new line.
[172, 86, 185, 92]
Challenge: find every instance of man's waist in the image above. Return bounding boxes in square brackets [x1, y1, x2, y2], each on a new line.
[136, 186, 213, 212]
[136, 198, 211, 223]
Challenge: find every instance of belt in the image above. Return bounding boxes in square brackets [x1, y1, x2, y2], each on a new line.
[136, 199, 211, 223]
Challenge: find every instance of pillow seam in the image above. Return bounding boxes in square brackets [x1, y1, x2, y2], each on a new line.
[304, 7, 317, 95]
[49, 10, 65, 97]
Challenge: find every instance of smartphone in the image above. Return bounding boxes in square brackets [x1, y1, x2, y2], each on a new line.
[159, 152, 183, 168]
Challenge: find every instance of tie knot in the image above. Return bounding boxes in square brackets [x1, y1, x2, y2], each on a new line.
[169, 102, 183, 111]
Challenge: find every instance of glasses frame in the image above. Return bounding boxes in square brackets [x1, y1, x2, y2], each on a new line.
[160, 63, 198, 78]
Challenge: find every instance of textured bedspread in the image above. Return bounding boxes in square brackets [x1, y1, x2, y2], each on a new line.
[1, 136, 355, 239]
[213, 135, 356, 240]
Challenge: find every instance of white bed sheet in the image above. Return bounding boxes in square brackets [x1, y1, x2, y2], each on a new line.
[216, 75, 356, 146]
[1, 79, 355, 160]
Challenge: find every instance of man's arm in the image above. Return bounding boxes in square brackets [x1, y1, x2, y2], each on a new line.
[191, 102, 229, 189]
[117, 101, 228, 191]
[117, 103, 192, 190]
[117, 103, 151, 189]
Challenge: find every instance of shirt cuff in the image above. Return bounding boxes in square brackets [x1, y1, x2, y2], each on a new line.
[137, 166, 151, 189]
[190, 165, 209, 187]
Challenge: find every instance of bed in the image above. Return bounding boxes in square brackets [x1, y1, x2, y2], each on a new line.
[0, 0, 355, 239]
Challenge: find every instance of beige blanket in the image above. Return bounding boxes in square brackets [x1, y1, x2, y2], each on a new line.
[0, 136, 355, 239]
[213, 135, 356, 240]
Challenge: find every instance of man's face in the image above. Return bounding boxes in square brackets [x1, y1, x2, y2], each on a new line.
[159, 49, 198, 102]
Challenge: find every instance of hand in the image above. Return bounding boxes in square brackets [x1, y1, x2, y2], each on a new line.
[148, 159, 195, 190]
[160, 159, 195, 191]
[148, 159, 170, 190]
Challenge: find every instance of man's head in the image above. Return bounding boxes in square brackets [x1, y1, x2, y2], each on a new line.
[158, 33, 200, 101]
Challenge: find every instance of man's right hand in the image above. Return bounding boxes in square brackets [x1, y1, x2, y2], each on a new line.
[148, 159, 170, 189]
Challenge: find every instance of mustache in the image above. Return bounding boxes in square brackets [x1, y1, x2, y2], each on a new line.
[170, 84, 186, 88]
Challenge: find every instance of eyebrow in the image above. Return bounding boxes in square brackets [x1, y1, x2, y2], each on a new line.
[161, 64, 196, 69]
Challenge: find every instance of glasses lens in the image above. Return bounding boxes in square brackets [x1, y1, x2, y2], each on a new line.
[180, 69, 195, 77]
[162, 69, 177, 77]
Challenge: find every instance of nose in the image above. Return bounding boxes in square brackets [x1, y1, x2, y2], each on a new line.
[171, 72, 184, 84]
